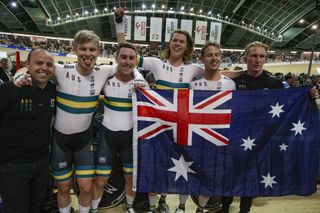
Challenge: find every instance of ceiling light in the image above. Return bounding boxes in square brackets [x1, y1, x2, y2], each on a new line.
[11, 2, 17, 7]
[312, 25, 318, 30]
[152, 4, 155, 9]
[299, 19, 304, 24]
[142, 4, 146, 9]
[190, 7, 194, 11]
[162, 5, 165, 9]
[181, 6, 184, 11]
[94, 9, 98, 13]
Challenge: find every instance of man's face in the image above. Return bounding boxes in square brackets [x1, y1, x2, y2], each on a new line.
[74, 40, 100, 75]
[116, 47, 136, 77]
[26, 50, 54, 88]
[169, 33, 188, 60]
[1, 59, 8, 69]
[244, 46, 267, 77]
[200, 46, 221, 73]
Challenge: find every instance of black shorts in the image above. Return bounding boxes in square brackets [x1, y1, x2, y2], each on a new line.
[51, 128, 95, 182]
[95, 126, 133, 177]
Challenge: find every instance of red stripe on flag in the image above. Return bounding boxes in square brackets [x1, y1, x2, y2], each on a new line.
[139, 124, 171, 141]
[140, 89, 165, 106]
[195, 90, 232, 109]
[201, 128, 229, 145]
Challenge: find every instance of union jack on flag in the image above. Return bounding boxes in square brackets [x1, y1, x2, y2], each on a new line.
[136, 88, 232, 146]
[132, 88, 319, 197]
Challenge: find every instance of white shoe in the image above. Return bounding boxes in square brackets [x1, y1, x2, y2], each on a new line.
[174, 207, 185, 213]
[126, 207, 136, 213]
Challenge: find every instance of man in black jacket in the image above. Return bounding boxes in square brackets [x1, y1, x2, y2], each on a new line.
[218, 41, 283, 213]
[0, 49, 55, 213]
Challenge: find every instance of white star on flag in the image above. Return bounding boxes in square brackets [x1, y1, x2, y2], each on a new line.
[279, 143, 288, 151]
[260, 173, 277, 188]
[269, 102, 284, 118]
[290, 120, 307, 135]
[240, 136, 256, 151]
[168, 155, 196, 181]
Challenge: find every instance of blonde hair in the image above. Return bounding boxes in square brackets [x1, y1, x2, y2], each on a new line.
[74, 30, 100, 48]
[201, 41, 221, 56]
[244, 41, 268, 56]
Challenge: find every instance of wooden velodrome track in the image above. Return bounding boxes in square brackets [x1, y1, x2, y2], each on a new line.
[1, 47, 319, 76]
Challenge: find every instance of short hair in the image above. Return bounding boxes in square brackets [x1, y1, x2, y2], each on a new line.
[161, 30, 194, 63]
[74, 30, 100, 48]
[26, 48, 50, 62]
[116, 42, 137, 57]
[201, 41, 221, 56]
[244, 41, 268, 56]
[0, 58, 8, 63]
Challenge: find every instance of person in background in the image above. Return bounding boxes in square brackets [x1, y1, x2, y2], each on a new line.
[0, 58, 11, 84]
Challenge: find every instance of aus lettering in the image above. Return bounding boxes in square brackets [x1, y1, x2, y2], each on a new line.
[66, 72, 81, 82]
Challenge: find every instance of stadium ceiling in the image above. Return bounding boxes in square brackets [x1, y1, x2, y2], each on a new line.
[0, 0, 319, 51]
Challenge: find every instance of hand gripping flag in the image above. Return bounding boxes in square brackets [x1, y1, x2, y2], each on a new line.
[132, 87, 319, 197]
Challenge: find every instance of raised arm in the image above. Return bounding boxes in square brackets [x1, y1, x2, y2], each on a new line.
[114, 7, 126, 44]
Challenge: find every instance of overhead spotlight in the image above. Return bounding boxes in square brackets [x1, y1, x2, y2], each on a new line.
[142, 4, 146, 9]
[278, 35, 282, 38]
[75, 12, 79, 16]
[181, 6, 184, 11]
[241, 20, 245, 24]
[225, 16, 229, 19]
[162, 5, 165, 9]
[190, 7, 194, 11]
[57, 17, 61, 20]
[11, 2, 17, 7]
[152, 4, 155, 9]
[208, 11, 212, 15]
[94, 8, 98, 13]
[170, 7, 173, 10]
[299, 19, 304, 24]
[271, 32, 275, 35]
[104, 8, 108, 12]
[84, 10, 88, 14]
[199, 9, 203, 13]
[217, 13, 220, 17]
[256, 26, 260, 29]
[66, 15, 70, 18]
[264, 29, 267, 32]
[48, 18, 51, 22]
[113, 7, 116, 10]
[312, 25, 318, 30]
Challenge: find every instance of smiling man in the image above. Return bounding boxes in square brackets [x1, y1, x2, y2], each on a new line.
[0, 49, 56, 213]
[92, 42, 149, 213]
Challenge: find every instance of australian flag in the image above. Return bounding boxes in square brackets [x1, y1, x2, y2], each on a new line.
[132, 87, 319, 197]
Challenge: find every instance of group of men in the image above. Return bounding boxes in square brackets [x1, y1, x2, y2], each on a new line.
[0, 8, 319, 213]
